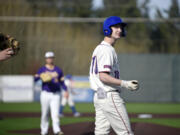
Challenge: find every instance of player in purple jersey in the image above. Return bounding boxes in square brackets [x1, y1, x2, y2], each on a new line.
[35, 51, 68, 135]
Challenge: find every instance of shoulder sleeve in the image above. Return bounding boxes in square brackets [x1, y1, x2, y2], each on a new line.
[97, 47, 113, 73]
[56, 66, 64, 79]
[56, 67, 67, 91]
[34, 66, 44, 82]
[37, 66, 44, 75]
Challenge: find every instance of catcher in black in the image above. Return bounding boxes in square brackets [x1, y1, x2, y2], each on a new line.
[0, 33, 20, 61]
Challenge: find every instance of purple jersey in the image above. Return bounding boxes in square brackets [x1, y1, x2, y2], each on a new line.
[35, 66, 67, 93]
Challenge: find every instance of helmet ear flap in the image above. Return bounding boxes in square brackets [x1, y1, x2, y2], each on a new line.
[120, 27, 126, 37]
[104, 28, 112, 36]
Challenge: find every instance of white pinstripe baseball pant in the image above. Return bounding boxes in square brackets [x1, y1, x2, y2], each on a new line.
[94, 91, 134, 135]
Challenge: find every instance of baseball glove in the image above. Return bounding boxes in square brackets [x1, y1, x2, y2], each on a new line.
[40, 73, 52, 82]
[0, 33, 20, 55]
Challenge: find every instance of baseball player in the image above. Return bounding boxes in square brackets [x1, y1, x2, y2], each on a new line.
[89, 16, 139, 135]
[59, 74, 80, 117]
[34, 51, 68, 135]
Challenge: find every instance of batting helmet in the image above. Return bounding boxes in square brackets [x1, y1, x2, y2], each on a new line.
[103, 16, 127, 37]
[66, 74, 72, 79]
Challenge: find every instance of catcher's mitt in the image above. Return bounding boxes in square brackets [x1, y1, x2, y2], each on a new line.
[40, 73, 52, 82]
[0, 33, 20, 55]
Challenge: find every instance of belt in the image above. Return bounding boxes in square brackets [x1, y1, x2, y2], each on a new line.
[94, 90, 120, 93]
[42, 90, 60, 93]
[107, 90, 120, 93]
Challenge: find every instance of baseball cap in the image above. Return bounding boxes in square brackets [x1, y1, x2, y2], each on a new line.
[45, 51, 55, 58]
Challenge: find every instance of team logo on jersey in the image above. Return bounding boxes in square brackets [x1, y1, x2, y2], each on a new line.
[104, 65, 112, 69]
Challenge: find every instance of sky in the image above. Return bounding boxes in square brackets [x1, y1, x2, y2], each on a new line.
[139, 0, 180, 18]
[92, 0, 104, 10]
[92, 0, 180, 19]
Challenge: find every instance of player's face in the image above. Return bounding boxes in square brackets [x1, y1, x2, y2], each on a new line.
[111, 24, 122, 39]
[45, 57, 54, 65]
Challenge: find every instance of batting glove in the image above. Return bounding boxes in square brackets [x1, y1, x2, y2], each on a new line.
[121, 80, 139, 91]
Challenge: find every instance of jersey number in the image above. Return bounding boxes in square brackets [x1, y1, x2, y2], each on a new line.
[91, 56, 98, 74]
[114, 70, 119, 79]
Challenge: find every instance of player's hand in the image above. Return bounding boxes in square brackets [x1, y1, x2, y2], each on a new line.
[0, 33, 20, 56]
[64, 91, 69, 99]
[0, 48, 14, 61]
[121, 80, 139, 91]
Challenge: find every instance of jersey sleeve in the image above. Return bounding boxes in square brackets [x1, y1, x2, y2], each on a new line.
[57, 67, 67, 91]
[37, 67, 44, 75]
[97, 47, 113, 73]
[57, 67, 63, 80]
[34, 67, 44, 82]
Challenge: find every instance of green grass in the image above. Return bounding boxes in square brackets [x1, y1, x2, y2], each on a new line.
[0, 102, 95, 135]
[0, 117, 95, 135]
[0, 118, 40, 135]
[1, 102, 180, 114]
[126, 103, 180, 114]
[0, 102, 95, 113]
[63, 103, 95, 113]
[0, 102, 180, 135]
[0, 102, 41, 112]
[131, 118, 180, 128]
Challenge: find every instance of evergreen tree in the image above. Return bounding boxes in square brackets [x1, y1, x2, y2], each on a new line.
[149, 9, 170, 53]
[168, 0, 180, 52]
[59, 0, 92, 17]
[140, 0, 150, 18]
[149, 0, 180, 53]
[95, 0, 141, 17]
[169, 0, 180, 17]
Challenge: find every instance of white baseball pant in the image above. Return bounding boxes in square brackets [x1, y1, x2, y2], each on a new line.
[94, 92, 134, 135]
[61, 91, 74, 106]
[40, 91, 61, 135]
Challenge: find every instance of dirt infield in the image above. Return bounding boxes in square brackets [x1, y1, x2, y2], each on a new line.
[9, 122, 180, 135]
[0, 112, 180, 135]
[1, 112, 180, 118]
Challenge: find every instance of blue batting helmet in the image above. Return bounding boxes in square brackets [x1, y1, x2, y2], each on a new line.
[66, 74, 72, 79]
[103, 16, 127, 37]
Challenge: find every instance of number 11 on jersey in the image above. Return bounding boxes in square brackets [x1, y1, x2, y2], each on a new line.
[91, 56, 98, 74]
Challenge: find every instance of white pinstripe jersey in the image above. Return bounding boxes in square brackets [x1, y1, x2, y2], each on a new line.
[89, 41, 121, 92]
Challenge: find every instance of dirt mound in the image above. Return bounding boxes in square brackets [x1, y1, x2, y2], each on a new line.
[10, 122, 180, 135]
[2, 112, 180, 135]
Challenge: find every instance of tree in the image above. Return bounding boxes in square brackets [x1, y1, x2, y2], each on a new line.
[139, 0, 150, 18]
[94, 0, 141, 17]
[149, 0, 180, 53]
[27, 0, 60, 16]
[169, 0, 180, 18]
[59, 0, 92, 17]
[149, 9, 169, 53]
[168, 0, 180, 52]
